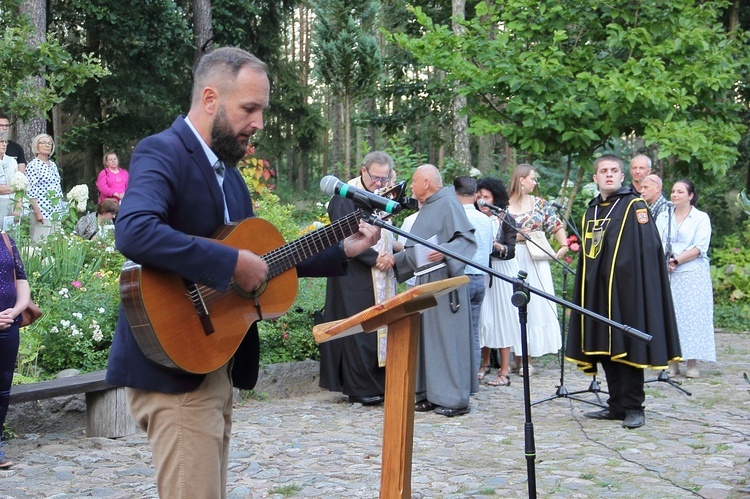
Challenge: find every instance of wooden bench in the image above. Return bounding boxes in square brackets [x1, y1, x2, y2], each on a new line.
[9, 370, 137, 438]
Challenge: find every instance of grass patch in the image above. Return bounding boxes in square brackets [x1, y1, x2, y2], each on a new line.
[268, 484, 301, 496]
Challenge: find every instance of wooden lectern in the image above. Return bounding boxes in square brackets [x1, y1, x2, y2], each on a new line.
[313, 276, 469, 498]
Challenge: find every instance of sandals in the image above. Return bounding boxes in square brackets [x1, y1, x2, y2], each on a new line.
[477, 365, 491, 381]
[518, 365, 535, 376]
[415, 400, 436, 412]
[487, 374, 511, 387]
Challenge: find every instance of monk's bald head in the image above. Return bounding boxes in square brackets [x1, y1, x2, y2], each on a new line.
[411, 164, 443, 202]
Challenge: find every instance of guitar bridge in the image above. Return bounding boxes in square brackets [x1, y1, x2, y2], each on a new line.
[187, 283, 215, 335]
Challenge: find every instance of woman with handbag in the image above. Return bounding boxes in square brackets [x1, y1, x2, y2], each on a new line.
[507, 164, 569, 375]
[0, 231, 30, 468]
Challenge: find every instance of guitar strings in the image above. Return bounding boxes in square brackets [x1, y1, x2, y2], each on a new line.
[189, 211, 363, 304]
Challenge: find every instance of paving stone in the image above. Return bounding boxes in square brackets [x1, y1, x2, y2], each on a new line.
[1, 331, 749, 497]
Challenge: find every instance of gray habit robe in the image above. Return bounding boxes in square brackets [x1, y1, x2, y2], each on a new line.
[394, 187, 479, 409]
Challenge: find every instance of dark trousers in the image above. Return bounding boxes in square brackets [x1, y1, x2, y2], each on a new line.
[0, 325, 20, 435]
[600, 357, 645, 416]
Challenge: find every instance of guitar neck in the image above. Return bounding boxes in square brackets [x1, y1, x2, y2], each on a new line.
[263, 210, 363, 278]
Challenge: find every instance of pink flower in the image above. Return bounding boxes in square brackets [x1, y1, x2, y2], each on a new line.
[733, 247, 739, 253]
[570, 242, 581, 252]
[564, 256, 573, 264]
[71, 281, 82, 289]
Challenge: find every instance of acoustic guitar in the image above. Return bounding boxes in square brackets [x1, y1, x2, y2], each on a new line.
[119, 211, 364, 373]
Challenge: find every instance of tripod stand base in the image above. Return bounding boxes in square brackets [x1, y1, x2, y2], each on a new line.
[533, 377, 608, 408]
[644, 370, 693, 396]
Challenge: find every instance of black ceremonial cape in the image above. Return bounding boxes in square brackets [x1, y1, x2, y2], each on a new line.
[565, 187, 681, 373]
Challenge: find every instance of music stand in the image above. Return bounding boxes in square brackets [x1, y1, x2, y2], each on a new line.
[313, 276, 469, 499]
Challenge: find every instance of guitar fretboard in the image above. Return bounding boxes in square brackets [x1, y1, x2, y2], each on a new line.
[262, 210, 363, 278]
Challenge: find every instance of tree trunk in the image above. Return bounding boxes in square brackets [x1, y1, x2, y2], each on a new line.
[330, 93, 341, 178]
[451, 0, 470, 169]
[344, 93, 351, 180]
[192, 0, 213, 68]
[18, 0, 47, 160]
[477, 134, 494, 172]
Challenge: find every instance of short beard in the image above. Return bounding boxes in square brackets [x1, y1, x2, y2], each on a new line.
[210, 106, 246, 167]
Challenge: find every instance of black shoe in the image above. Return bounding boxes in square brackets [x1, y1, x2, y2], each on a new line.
[349, 395, 384, 406]
[622, 410, 645, 429]
[583, 408, 625, 421]
[433, 406, 470, 417]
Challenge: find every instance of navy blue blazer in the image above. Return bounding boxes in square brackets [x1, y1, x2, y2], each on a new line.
[106, 116, 348, 392]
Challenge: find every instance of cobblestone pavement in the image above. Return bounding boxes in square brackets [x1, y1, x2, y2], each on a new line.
[1, 330, 748, 498]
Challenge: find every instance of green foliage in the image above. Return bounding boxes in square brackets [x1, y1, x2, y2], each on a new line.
[391, 0, 748, 174]
[10, 226, 124, 378]
[6, 183, 123, 377]
[0, 0, 108, 121]
[710, 220, 750, 330]
[257, 278, 325, 365]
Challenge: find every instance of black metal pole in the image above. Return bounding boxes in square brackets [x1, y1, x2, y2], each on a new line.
[511, 271, 536, 498]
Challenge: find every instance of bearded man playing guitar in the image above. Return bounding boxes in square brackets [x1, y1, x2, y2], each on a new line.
[106, 47, 379, 498]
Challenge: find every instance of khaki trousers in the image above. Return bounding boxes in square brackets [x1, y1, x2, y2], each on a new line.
[126, 364, 233, 499]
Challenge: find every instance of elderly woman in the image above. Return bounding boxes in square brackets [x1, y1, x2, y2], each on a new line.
[656, 179, 714, 378]
[26, 134, 64, 242]
[95, 151, 129, 204]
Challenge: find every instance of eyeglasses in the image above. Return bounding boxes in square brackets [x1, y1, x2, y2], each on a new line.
[365, 169, 390, 184]
[0, 140, 7, 144]
[0, 124, 9, 129]
[38, 141, 53, 146]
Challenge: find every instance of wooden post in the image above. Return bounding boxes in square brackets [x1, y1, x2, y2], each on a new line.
[86, 387, 137, 438]
[380, 313, 419, 498]
[313, 276, 468, 497]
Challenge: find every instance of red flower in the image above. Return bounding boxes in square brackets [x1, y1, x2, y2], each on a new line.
[246, 143, 256, 156]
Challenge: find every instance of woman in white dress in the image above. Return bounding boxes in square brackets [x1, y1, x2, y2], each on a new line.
[656, 179, 714, 378]
[477, 177, 519, 387]
[507, 164, 568, 375]
[26, 134, 64, 242]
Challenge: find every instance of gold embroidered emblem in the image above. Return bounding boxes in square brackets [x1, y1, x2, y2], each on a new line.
[636, 208, 649, 224]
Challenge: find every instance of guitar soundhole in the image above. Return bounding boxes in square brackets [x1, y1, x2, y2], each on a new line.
[232, 280, 268, 299]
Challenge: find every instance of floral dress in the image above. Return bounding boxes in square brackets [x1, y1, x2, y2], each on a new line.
[507, 196, 563, 357]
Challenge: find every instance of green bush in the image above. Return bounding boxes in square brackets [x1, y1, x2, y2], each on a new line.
[10, 223, 123, 379]
[257, 277, 325, 365]
[710, 219, 750, 331]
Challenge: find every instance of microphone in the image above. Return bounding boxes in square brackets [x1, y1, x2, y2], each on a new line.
[666, 201, 674, 208]
[477, 198, 504, 213]
[320, 175, 403, 215]
[550, 201, 566, 210]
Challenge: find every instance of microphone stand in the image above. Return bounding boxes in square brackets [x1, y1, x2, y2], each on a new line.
[531, 204, 607, 408]
[362, 210, 652, 499]
[644, 202, 692, 396]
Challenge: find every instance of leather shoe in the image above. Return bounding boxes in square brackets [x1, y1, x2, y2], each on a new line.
[583, 408, 625, 421]
[622, 410, 645, 429]
[349, 395, 384, 406]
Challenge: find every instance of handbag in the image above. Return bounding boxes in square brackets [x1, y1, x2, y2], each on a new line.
[526, 230, 555, 261]
[1, 232, 42, 327]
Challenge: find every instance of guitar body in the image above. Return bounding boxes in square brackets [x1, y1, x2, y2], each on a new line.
[120, 218, 299, 374]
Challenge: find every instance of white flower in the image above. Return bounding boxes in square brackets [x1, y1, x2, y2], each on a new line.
[98, 307, 105, 314]
[469, 167, 482, 178]
[70, 326, 82, 337]
[72, 312, 83, 320]
[60, 319, 70, 329]
[66, 184, 89, 212]
[59, 287, 69, 297]
[10, 171, 29, 192]
[51, 326, 59, 333]
[89, 320, 104, 342]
